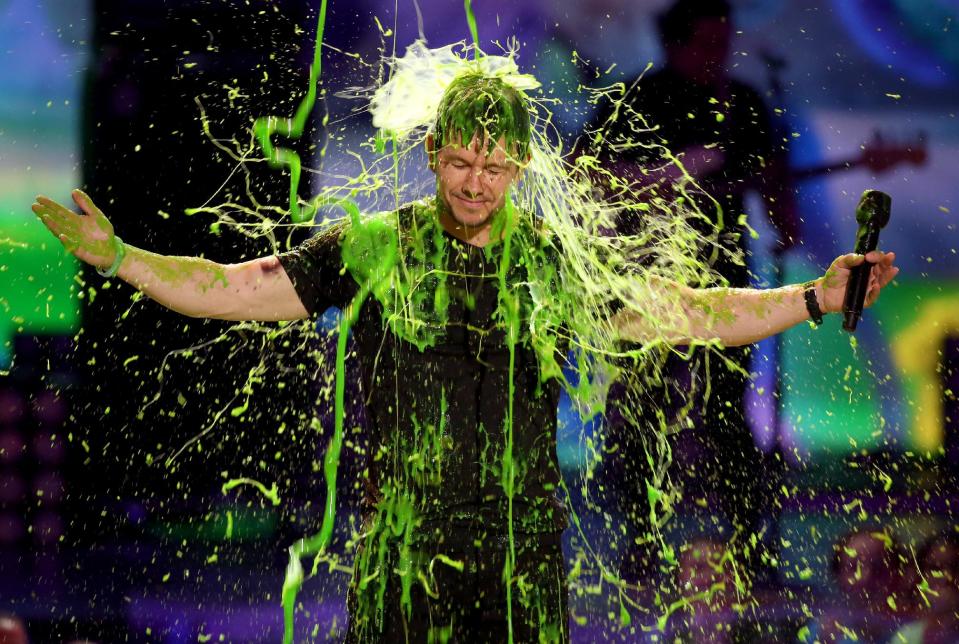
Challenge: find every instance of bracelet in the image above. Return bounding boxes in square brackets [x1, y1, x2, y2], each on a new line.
[96, 235, 126, 278]
[803, 281, 824, 327]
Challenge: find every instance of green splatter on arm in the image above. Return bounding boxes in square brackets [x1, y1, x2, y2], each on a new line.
[615, 279, 823, 348]
[683, 281, 821, 346]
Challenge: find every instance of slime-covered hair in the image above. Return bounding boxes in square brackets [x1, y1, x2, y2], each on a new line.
[432, 72, 532, 160]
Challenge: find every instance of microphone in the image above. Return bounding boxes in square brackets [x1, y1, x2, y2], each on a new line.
[842, 190, 891, 332]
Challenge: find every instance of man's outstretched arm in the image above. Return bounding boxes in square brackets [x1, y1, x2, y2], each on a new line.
[32, 190, 309, 322]
[615, 251, 899, 347]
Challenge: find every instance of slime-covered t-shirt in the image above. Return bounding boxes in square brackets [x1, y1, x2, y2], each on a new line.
[277, 203, 567, 538]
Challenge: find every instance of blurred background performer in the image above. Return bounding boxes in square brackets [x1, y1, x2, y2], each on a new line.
[589, 0, 800, 582]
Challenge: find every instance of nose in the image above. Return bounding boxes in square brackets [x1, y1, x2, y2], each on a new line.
[462, 168, 483, 197]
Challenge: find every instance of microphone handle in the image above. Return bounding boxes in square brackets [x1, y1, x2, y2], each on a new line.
[842, 225, 880, 332]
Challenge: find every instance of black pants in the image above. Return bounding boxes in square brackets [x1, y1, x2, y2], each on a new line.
[345, 530, 568, 643]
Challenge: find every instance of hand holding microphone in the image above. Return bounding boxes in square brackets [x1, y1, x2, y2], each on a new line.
[843, 190, 892, 331]
[814, 190, 900, 330]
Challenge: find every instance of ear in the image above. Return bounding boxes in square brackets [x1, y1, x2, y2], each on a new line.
[425, 134, 437, 173]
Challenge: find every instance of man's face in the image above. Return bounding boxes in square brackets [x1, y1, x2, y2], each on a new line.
[667, 17, 732, 84]
[429, 133, 524, 232]
[688, 18, 732, 70]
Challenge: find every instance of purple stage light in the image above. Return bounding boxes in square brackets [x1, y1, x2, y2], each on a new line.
[32, 433, 65, 465]
[0, 432, 25, 463]
[32, 511, 63, 546]
[33, 471, 64, 505]
[0, 391, 26, 425]
[32, 390, 68, 427]
[0, 513, 25, 544]
[0, 474, 26, 504]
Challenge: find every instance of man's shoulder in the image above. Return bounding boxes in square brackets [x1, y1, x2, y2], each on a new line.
[284, 219, 346, 265]
[301, 202, 417, 247]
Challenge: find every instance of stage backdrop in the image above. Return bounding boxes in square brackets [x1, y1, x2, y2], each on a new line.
[0, 0, 89, 366]
[2, 0, 958, 457]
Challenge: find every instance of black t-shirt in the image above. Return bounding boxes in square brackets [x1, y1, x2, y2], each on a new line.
[277, 205, 567, 537]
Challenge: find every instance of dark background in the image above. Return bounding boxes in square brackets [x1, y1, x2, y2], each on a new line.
[1, 0, 958, 641]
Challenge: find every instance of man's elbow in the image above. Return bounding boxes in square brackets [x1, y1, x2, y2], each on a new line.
[206, 262, 264, 320]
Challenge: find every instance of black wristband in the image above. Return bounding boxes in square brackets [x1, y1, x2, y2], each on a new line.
[804, 283, 824, 326]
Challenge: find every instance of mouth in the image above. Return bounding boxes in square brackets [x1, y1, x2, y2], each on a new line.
[454, 194, 487, 208]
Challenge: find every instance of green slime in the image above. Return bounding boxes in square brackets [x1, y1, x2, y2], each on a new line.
[183, 1, 753, 640]
[252, 0, 329, 224]
[280, 197, 399, 643]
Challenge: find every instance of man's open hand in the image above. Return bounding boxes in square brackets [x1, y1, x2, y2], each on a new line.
[32, 190, 116, 269]
[818, 250, 899, 314]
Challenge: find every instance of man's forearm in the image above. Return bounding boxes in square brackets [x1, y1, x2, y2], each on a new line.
[617, 251, 896, 346]
[116, 245, 238, 318]
[684, 280, 822, 347]
[32, 191, 309, 322]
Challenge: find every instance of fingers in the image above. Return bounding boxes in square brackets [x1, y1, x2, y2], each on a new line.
[58, 233, 79, 253]
[864, 269, 882, 307]
[862, 252, 901, 307]
[876, 264, 900, 288]
[839, 250, 896, 268]
[864, 250, 895, 265]
[35, 194, 73, 212]
[868, 251, 899, 285]
[72, 189, 99, 217]
[33, 196, 77, 223]
[837, 253, 865, 268]
[32, 201, 65, 236]
[867, 278, 887, 306]
[836, 252, 898, 291]
[832, 249, 900, 310]
[32, 198, 90, 251]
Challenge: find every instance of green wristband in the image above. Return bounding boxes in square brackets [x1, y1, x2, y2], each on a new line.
[96, 235, 126, 278]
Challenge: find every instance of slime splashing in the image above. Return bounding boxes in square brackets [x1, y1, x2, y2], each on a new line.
[175, 4, 746, 642]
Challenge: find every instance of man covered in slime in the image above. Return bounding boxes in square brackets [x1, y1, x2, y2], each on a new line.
[32, 72, 898, 642]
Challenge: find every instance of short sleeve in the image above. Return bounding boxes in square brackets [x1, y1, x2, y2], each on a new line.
[276, 223, 357, 316]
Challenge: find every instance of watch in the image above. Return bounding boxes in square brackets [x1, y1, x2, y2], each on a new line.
[804, 283, 824, 327]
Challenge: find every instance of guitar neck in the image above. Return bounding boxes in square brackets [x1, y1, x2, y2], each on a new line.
[791, 157, 862, 182]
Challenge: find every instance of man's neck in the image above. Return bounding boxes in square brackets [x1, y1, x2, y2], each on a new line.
[436, 200, 495, 248]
